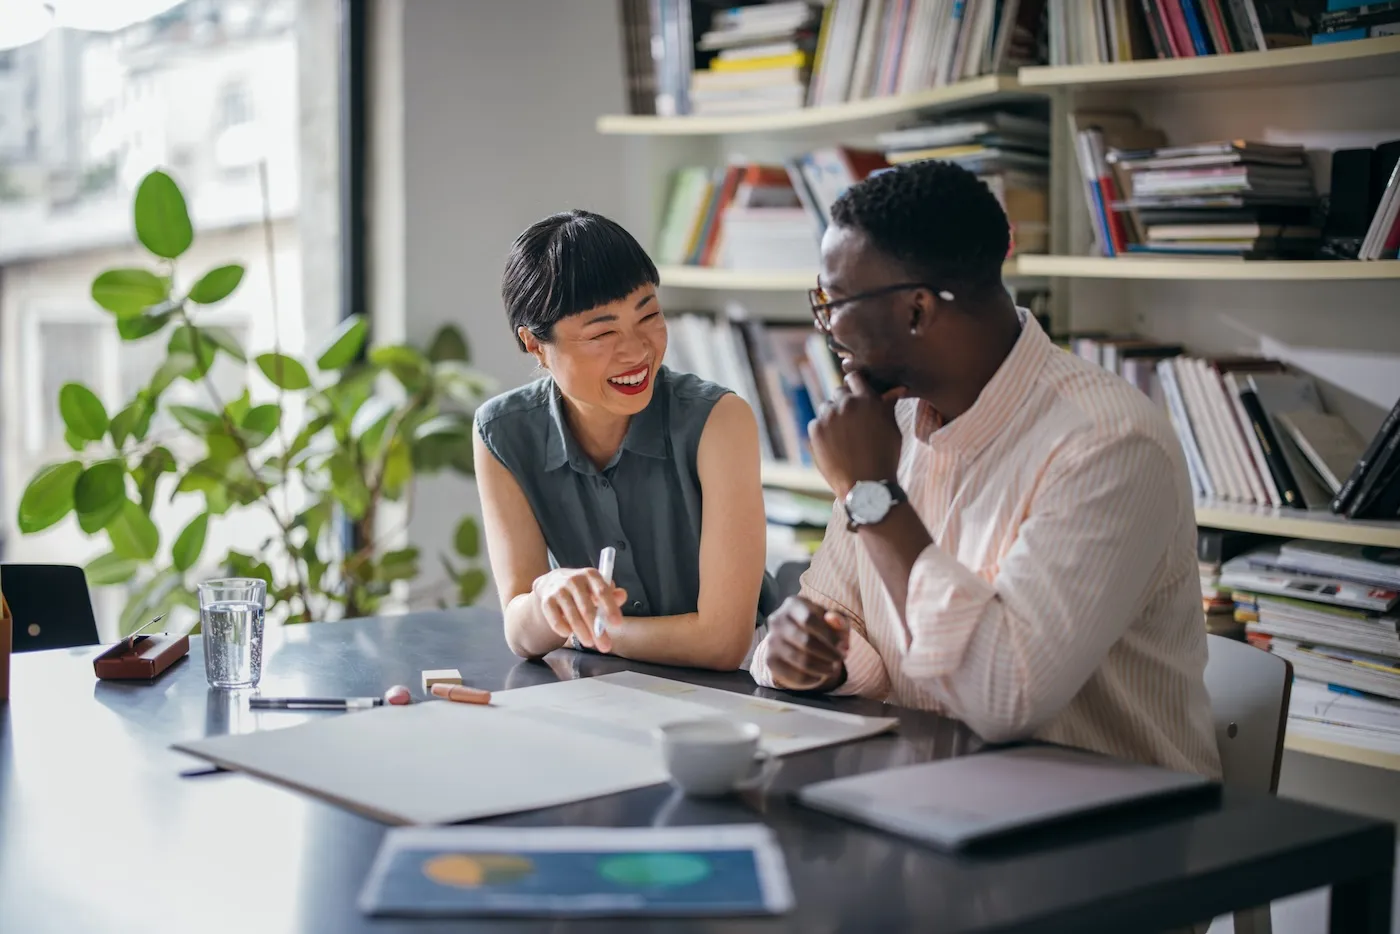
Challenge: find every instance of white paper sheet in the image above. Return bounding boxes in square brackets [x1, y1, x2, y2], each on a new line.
[173, 673, 897, 825]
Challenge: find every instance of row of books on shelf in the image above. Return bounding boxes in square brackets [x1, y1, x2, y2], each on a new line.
[618, 1, 1397, 118]
[1070, 111, 1400, 260]
[1201, 531, 1400, 755]
[664, 291, 1051, 465]
[656, 104, 1049, 269]
[1049, 0, 1400, 66]
[619, 0, 1047, 117]
[1067, 336, 1400, 518]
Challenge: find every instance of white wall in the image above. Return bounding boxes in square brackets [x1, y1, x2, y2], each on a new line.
[377, 0, 647, 600]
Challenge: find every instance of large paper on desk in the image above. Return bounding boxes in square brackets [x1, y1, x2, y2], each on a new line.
[172, 672, 896, 825]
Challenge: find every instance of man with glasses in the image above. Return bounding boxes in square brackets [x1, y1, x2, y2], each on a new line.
[750, 161, 1220, 778]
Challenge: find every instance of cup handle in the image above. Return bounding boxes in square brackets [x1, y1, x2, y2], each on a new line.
[734, 749, 781, 791]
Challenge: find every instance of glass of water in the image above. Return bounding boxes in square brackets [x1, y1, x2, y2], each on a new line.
[198, 578, 267, 689]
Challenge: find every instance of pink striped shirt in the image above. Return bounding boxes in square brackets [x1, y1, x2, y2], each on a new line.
[751, 313, 1221, 777]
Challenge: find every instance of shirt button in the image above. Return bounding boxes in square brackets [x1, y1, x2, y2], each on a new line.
[631, 601, 643, 611]
[600, 479, 610, 489]
[615, 541, 628, 552]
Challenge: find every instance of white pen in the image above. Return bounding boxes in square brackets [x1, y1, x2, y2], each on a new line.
[594, 545, 617, 638]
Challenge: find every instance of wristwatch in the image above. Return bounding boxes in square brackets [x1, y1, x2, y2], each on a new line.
[844, 480, 907, 532]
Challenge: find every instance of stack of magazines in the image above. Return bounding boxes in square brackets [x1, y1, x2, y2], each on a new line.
[1226, 540, 1400, 756]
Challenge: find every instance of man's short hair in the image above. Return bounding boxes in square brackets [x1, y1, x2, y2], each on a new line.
[502, 210, 659, 351]
[830, 161, 1010, 294]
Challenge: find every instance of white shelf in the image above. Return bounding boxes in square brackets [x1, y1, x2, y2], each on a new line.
[762, 464, 1400, 547]
[659, 259, 1029, 292]
[1285, 732, 1400, 773]
[1015, 255, 1400, 281]
[597, 75, 1032, 136]
[659, 266, 818, 291]
[1020, 35, 1400, 91]
[1194, 501, 1400, 548]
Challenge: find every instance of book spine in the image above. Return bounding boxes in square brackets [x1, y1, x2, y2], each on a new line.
[1223, 0, 1260, 49]
[1346, 427, 1400, 519]
[1140, 0, 1175, 55]
[1179, 0, 1214, 53]
[1333, 395, 1400, 513]
[1159, 0, 1195, 55]
[1238, 388, 1305, 509]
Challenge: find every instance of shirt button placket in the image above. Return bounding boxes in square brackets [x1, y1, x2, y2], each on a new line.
[597, 475, 645, 615]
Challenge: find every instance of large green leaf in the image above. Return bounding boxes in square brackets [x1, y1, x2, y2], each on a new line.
[169, 404, 222, 434]
[350, 395, 395, 449]
[187, 265, 244, 305]
[107, 499, 159, 560]
[119, 567, 182, 638]
[58, 383, 109, 441]
[381, 437, 413, 499]
[457, 568, 488, 605]
[327, 452, 371, 519]
[116, 307, 175, 341]
[203, 325, 247, 362]
[172, 512, 208, 571]
[134, 447, 176, 515]
[85, 552, 141, 586]
[92, 268, 168, 317]
[109, 399, 153, 447]
[17, 460, 83, 533]
[256, 352, 312, 390]
[434, 361, 494, 407]
[454, 515, 480, 558]
[427, 324, 470, 363]
[370, 344, 430, 392]
[64, 430, 87, 452]
[74, 461, 127, 533]
[316, 315, 369, 370]
[377, 546, 421, 583]
[168, 326, 217, 379]
[134, 170, 193, 259]
[149, 351, 199, 397]
[240, 404, 281, 447]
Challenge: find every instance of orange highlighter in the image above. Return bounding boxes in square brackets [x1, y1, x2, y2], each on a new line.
[430, 682, 492, 705]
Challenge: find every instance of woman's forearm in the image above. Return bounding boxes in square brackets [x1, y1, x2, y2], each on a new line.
[607, 612, 754, 671]
[504, 591, 568, 659]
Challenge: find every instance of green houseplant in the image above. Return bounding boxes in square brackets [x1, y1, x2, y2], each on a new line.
[15, 169, 492, 632]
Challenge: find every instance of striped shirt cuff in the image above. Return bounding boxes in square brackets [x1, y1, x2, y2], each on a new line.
[830, 628, 889, 699]
[903, 543, 997, 680]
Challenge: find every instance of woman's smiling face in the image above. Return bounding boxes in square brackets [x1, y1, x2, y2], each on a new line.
[520, 284, 667, 416]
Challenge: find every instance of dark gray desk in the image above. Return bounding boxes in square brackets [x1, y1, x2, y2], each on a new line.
[0, 609, 1392, 933]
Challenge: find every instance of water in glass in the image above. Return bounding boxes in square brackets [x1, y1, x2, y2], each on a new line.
[202, 599, 265, 688]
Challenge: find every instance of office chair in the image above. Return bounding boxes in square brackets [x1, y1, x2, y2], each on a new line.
[0, 564, 101, 652]
[1202, 633, 1294, 934]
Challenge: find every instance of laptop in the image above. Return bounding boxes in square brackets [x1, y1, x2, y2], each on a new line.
[795, 745, 1217, 852]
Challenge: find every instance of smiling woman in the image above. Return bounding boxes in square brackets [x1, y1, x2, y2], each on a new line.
[473, 210, 778, 671]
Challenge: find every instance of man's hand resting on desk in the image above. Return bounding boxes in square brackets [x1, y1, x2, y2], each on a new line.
[764, 596, 852, 692]
[532, 568, 626, 653]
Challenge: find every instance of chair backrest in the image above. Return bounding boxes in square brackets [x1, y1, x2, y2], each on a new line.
[0, 565, 100, 653]
[1202, 633, 1293, 793]
[774, 560, 810, 603]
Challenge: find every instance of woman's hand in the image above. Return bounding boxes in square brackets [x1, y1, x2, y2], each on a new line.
[531, 568, 627, 653]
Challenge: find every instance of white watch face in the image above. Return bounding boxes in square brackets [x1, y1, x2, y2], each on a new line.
[847, 481, 894, 525]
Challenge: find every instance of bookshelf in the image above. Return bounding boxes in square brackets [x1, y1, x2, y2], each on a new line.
[762, 462, 1400, 548]
[1015, 256, 1400, 281]
[597, 75, 1033, 137]
[1020, 34, 1400, 91]
[1284, 733, 1400, 773]
[659, 260, 1028, 291]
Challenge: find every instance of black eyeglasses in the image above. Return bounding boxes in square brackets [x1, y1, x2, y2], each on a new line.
[807, 281, 955, 332]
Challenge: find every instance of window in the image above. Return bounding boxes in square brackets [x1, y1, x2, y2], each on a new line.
[0, 0, 344, 639]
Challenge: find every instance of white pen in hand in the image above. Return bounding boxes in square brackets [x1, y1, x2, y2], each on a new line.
[594, 545, 617, 639]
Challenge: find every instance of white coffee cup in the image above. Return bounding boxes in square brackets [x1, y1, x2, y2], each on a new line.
[655, 718, 780, 796]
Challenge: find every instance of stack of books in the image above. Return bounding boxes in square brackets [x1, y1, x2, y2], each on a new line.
[655, 150, 890, 268]
[1227, 541, 1400, 756]
[1199, 529, 1261, 637]
[806, 0, 1049, 106]
[1313, 1, 1400, 44]
[1108, 141, 1321, 258]
[877, 106, 1051, 253]
[691, 2, 822, 115]
[1063, 333, 1184, 404]
[1047, 0, 1321, 64]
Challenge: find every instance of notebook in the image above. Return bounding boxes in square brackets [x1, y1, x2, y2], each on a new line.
[358, 824, 794, 918]
[795, 745, 1216, 852]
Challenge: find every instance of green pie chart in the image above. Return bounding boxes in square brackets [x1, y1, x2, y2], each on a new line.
[598, 852, 712, 887]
